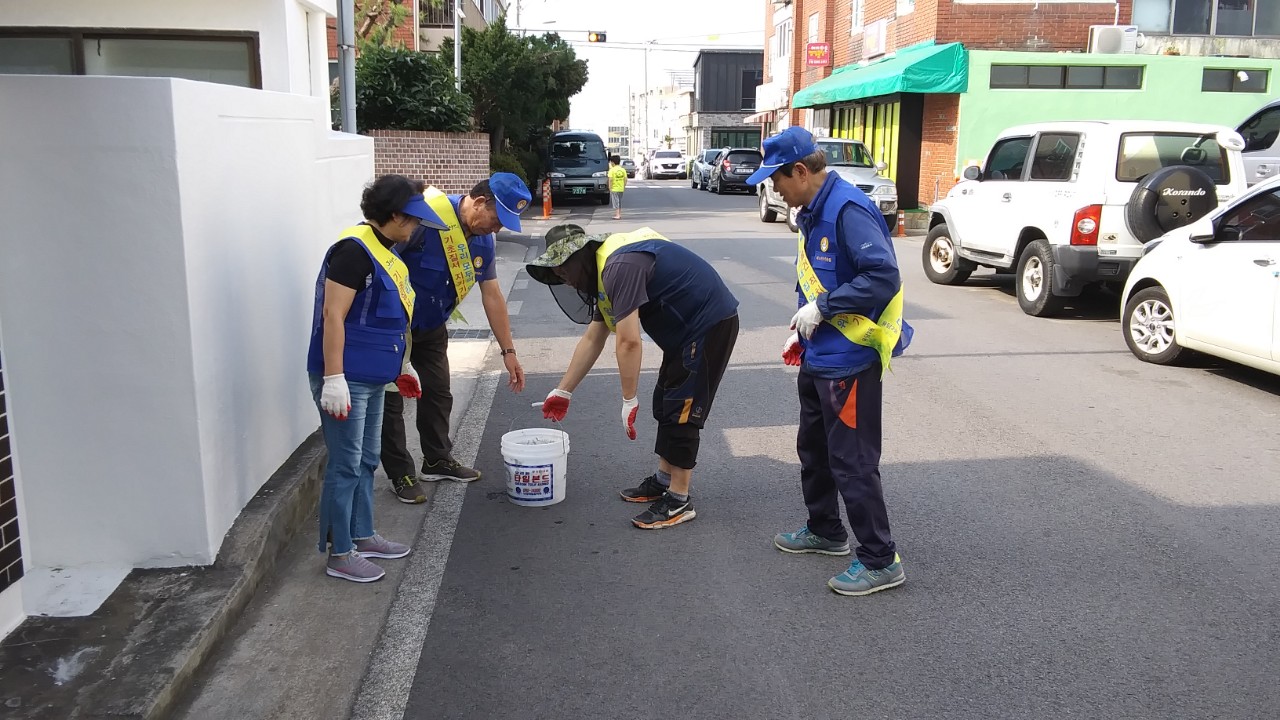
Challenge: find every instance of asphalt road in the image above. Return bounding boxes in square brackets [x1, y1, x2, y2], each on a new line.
[402, 180, 1280, 720]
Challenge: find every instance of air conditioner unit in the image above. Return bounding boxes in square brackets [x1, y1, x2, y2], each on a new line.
[1088, 25, 1140, 54]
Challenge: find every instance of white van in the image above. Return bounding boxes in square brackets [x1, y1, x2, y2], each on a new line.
[1239, 99, 1280, 186]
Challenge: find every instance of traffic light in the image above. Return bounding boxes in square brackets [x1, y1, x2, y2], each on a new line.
[587, 31, 607, 42]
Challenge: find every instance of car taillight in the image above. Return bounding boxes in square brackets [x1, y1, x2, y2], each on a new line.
[723, 158, 731, 170]
[1071, 204, 1102, 246]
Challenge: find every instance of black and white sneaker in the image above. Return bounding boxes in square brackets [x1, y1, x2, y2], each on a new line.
[631, 492, 696, 529]
[619, 474, 667, 503]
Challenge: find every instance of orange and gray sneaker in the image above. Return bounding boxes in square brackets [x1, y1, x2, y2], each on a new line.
[631, 492, 696, 529]
[619, 474, 667, 503]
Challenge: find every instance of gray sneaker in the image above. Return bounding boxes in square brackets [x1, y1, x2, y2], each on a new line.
[421, 457, 481, 483]
[773, 526, 852, 556]
[828, 554, 906, 596]
[391, 475, 427, 504]
[326, 551, 385, 583]
[354, 534, 411, 559]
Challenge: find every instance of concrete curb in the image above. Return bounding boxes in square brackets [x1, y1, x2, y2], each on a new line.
[0, 432, 327, 719]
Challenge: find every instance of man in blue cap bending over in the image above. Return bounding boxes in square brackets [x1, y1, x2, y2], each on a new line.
[380, 173, 532, 503]
[747, 126, 913, 597]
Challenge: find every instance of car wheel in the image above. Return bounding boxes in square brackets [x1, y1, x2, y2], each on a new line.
[1123, 286, 1185, 365]
[700, 175, 708, 191]
[714, 176, 724, 195]
[759, 191, 779, 223]
[921, 225, 974, 285]
[786, 206, 799, 233]
[1015, 239, 1066, 317]
[883, 214, 897, 234]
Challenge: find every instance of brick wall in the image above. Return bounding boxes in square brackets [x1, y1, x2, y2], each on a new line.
[937, 0, 1133, 51]
[919, 93, 960, 207]
[367, 130, 491, 194]
[0, 351, 22, 596]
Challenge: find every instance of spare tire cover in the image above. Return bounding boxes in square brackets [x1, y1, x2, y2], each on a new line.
[1125, 165, 1219, 244]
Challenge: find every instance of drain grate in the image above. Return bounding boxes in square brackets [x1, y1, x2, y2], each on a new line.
[447, 328, 493, 340]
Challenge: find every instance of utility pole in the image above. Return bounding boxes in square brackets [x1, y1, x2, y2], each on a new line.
[643, 43, 649, 155]
[337, 0, 356, 132]
[453, 0, 462, 91]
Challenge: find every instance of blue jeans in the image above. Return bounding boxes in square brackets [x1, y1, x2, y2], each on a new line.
[310, 374, 384, 555]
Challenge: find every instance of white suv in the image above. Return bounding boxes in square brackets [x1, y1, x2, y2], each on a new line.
[924, 121, 1248, 316]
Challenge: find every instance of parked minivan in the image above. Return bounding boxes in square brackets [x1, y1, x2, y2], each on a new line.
[1239, 99, 1280, 186]
[546, 131, 610, 205]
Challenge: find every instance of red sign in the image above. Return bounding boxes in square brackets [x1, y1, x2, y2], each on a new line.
[806, 42, 831, 67]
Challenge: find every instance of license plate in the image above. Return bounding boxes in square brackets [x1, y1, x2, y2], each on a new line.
[572, 187, 586, 195]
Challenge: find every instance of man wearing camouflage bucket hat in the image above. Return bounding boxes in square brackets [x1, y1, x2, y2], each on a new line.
[527, 223, 739, 529]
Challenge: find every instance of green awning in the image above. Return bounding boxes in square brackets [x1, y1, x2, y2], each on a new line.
[791, 42, 968, 109]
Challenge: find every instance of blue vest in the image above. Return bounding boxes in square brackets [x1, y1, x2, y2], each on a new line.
[306, 234, 409, 385]
[608, 239, 739, 351]
[798, 175, 913, 373]
[399, 196, 494, 330]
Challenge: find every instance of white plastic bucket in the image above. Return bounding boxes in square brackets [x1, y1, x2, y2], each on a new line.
[500, 428, 570, 507]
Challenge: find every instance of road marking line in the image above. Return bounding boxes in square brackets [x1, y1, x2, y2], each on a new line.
[349, 361, 502, 720]
[507, 300, 523, 315]
[513, 279, 529, 291]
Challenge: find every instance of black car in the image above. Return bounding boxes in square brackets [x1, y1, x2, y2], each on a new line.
[708, 148, 762, 195]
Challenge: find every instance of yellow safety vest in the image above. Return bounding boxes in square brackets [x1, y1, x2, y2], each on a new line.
[424, 188, 478, 308]
[796, 229, 903, 376]
[595, 227, 670, 331]
[343, 224, 414, 322]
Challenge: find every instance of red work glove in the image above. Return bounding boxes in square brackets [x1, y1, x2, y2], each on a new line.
[782, 333, 803, 367]
[621, 396, 639, 441]
[395, 364, 422, 399]
[542, 389, 572, 422]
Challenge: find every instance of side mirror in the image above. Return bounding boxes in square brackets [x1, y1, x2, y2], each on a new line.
[875, 161, 888, 172]
[962, 166, 981, 181]
[1187, 216, 1217, 243]
[1217, 226, 1244, 243]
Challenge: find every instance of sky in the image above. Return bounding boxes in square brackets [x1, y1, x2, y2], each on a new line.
[511, 0, 766, 137]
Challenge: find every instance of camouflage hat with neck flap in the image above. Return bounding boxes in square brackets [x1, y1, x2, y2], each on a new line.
[527, 223, 611, 324]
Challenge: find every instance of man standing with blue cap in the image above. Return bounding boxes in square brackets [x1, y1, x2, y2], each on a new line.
[380, 173, 532, 503]
[746, 127, 913, 596]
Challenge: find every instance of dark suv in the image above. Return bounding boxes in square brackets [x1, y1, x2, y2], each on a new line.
[708, 148, 762, 195]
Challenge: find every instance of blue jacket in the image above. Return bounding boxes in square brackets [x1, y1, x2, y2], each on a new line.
[399, 196, 498, 331]
[306, 232, 409, 385]
[796, 172, 913, 378]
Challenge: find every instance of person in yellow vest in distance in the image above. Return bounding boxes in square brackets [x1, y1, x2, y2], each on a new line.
[526, 224, 739, 529]
[306, 174, 449, 583]
[746, 126, 913, 597]
[607, 154, 627, 220]
[379, 173, 532, 504]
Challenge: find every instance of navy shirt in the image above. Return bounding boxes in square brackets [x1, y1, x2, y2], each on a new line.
[399, 195, 497, 330]
[798, 174, 902, 379]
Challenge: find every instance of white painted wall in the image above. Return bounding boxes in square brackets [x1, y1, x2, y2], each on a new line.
[0, 75, 372, 569]
[0, 0, 338, 95]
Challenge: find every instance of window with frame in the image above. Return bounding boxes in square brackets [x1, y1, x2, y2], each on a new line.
[0, 30, 259, 88]
[897, 0, 916, 15]
[983, 137, 1033, 181]
[990, 64, 1144, 90]
[1202, 68, 1270, 93]
[808, 12, 821, 44]
[420, 0, 456, 26]
[773, 18, 794, 61]
[1217, 189, 1280, 241]
[1239, 106, 1280, 152]
[1133, 0, 1280, 36]
[851, 0, 864, 34]
[1029, 133, 1081, 181]
[1116, 132, 1231, 184]
[741, 68, 762, 110]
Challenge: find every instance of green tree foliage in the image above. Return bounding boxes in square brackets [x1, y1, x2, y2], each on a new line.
[354, 46, 473, 132]
[440, 17, 589, 153]
[356, 0, 413, 51]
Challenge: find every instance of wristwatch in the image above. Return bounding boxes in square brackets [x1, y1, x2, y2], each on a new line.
[500, 348, 517, 356]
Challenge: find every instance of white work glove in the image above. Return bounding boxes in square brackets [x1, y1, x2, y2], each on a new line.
[782, 333, 802, 367]
[790, 301, 824, 340]
[395, 363, 421, 399]
[541, 388, 572, 422]
[621, 396, 639, 441]
[320, 373, 351, 420]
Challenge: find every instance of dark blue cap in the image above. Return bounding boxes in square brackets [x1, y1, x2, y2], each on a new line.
[747, 126, 819, 186]
[489, 172, 533, 233]
[399, 195, 448, 231]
